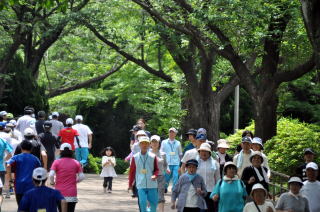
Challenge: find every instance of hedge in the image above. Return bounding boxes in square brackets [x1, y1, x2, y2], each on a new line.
[226, 118, 320, 175]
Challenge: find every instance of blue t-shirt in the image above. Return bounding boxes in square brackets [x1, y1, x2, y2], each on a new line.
[6, 153, 41, 194]
[0, 138, 13, 171]
[19, 186, 65, 212]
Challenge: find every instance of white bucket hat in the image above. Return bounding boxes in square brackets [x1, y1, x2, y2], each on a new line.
[217, 139, 230, 149]
[150, 135, 161, 142]
[139, 136, 150, 143]
[250, 151, 264, 163]
[198, 143, 212, 153]
[251, 183, 267, 197]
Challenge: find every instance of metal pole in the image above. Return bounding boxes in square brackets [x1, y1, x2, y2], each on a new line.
[234, 85, 239, 133]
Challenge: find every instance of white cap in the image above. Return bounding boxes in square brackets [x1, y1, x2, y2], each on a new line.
[169, 127, 178, 133]
[250, 151, 264, 163]
[75, 115, 83, 121]
[139, 136, 150, 143]
[306, 162, 318, 170]
[288, 176, 303, 185]
[217, 139, 230, 149]
[9, 119, 17, 126]
[66, 118, 74, 125]
[52, 112, 59, 117]
[24, 128, 35, 136]
[251, 183, 267, 197]
[150, 135, 161, 142]
[60, 143, 72, 150]
[136, 130, 147, 136]
[32, 167, 48, 180]
[252, 137, 263, 147]
[198, 143, 211, 152]
[0, 111, 7, 116]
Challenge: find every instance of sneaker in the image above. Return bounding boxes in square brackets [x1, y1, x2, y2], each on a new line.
[103, 187, 107, 193]
[164, 188, 168, 194]
[107, 189, 112, 193]
[5, 193, 10, 199]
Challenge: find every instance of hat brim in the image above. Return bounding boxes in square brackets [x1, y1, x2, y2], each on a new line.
[186, 163, 198, 167]
[250, 154, 264, 163]
[250, 188, 267, 197]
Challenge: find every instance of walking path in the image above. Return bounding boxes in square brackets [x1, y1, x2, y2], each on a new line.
[2, 174, 175, 212]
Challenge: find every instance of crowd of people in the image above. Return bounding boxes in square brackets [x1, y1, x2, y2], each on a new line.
[0, 107, 92, 211]
[0, 107, 318, 212]
[127, 121, 319, 212]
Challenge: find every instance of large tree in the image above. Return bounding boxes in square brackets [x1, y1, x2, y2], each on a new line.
[0, 0, 89, 101]
[79, 0, 239, 141]
[121, 0, 317, 141]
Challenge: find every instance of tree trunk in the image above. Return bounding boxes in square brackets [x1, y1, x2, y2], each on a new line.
[252, 88, 278, 142]
[182, 87, 221, 143]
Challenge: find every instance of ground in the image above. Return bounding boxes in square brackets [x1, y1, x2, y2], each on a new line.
[2, 174, 176, 212]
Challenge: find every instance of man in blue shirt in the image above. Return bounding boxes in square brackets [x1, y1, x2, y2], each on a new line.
[0, 136, 13, 208]
[18, 167, 67, 212]
[160, 127, 182, 191]
[6, 140, 41, 205]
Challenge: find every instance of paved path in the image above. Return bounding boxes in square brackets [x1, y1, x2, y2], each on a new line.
[2, 174, 176, 212]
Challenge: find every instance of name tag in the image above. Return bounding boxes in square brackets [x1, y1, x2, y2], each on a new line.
[170, 152, 176, 156]
[140, 169, 147, 174]
[38, 209, 46, 212]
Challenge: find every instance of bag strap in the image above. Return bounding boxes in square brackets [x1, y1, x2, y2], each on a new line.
[254, 201, 262, 212]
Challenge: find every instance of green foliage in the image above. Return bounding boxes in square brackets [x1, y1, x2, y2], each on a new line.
[87, 154, 101, 174]
[115, 158, 130, 175]
[86, 154, 129, 175]
[225, 121, 255, 152]
[0, 55, 49, 115]
[264, 118, 320, 175]
[226, 118, 320, 175]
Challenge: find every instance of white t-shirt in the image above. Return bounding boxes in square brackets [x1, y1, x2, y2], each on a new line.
[181, 148, 198, 164]
[72, 124, 93, 148]
[243, 201, 275, 212]
[16, 115, 37, 136]
[197, 158, 220, 191]
[185, 184, 198, 208]
[300, 180, 320, 212]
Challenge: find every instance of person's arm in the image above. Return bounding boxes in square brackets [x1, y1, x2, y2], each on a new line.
[214, 161, 221, 182]
[171, 176, 181, 209]
[49, 170, 56, 185]
[152, 157, 159, 178]
[39, 151, 47, 169]
[178, 142, 183, 159]
[77, 172, 85, 182]
[110, 157, 116, 167]
[128, 157, 136, 189]
[180, 163, 186, 174]
[61, 200, 68, 212]
[88, 133, 93, 149]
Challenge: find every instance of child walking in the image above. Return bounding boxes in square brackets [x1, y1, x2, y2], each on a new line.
[100, 147, 117, 193]
[128, 136, 159, 212]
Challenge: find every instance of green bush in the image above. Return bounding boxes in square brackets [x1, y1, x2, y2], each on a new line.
[115, 158, 130, 174]
[86, 154, 129, 174]
[226, 118, 320, 175]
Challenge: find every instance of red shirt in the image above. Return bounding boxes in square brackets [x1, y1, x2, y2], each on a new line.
[58, 128, 79, 150]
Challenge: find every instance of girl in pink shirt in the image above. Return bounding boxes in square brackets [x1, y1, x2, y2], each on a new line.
[49, 143, 85, 212]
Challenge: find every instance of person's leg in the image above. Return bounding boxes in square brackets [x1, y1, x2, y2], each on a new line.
[146, 188, 158, 212]
[67, 202, 77, 212]
[137, 189, 147, 212]
[204, 192, 215, 212]
[103, 177, 108, 193]
[183, 208, 200, 212]
[164, 165, 173, 189]
[80, 148, 89, 166]
[172, 165, 179, 189]
[157, 175, 165, 212]
[108, 177, 113, 190]
[75, 148, 81, 163]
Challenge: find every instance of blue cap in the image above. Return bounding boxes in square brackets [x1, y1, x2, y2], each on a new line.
[186, 159, 199, 167]
[196, 134, 207, 140]
[0, 122, 6, 128]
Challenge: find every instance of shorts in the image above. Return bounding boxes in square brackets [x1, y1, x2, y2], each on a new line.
[157, 175, 165, 203]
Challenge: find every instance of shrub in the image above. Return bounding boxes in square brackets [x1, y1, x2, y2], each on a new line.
[86, 154, 129, 175]
[115, 158, 130, 174]
[226, 118, 320, 175]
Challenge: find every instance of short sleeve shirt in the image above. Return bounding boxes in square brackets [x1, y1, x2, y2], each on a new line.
[72, 124, 93, 148]
[51, 158, 82, 197]
[6, 153, 41, 194]
[0, 138, 13, 171]
[181, 148, 198, 164]
[18, 186, 65, 212]
[58, 128, 79, 150]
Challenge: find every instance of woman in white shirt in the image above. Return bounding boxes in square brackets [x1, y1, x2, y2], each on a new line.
[243, 183, 275, 212]
[196, 143, 220, 212]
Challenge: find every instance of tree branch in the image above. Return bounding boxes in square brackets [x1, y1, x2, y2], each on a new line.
[84, 21, 173, 82]
[275, 54, 316, 83]
[216, 74, 240, 103]
[47, 59, 128, 98]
